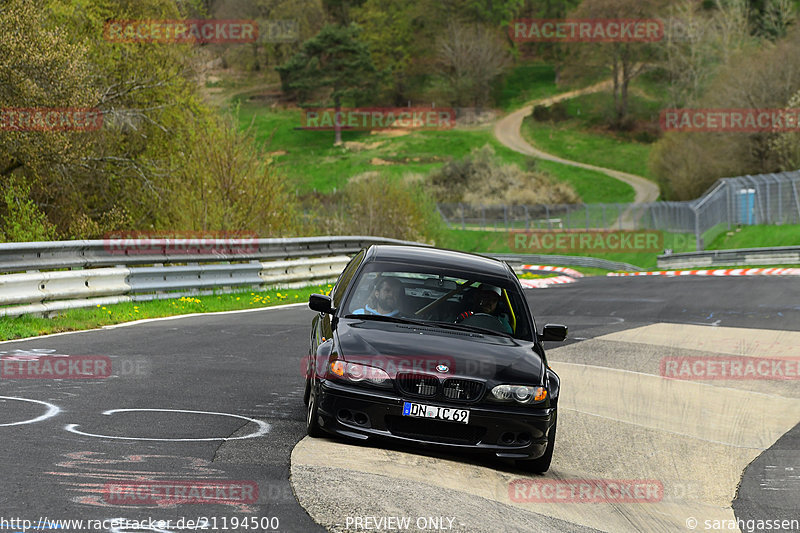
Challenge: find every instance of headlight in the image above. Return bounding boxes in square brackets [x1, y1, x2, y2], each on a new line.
[491, 384, 547, 404]
[330, 361, 391, 387]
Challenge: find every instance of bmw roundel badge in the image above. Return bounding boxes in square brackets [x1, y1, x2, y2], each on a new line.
[436, 364, 449, 373]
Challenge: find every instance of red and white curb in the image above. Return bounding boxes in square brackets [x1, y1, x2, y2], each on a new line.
[607, 267, 800, 277]
[520, 265, 584, 278]
[518, 275, 577, 289]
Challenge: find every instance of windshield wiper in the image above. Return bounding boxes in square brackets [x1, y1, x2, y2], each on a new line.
[344, 314, 514, 339]
[343, 314, 432, 328]
[428, 321, 514, 339]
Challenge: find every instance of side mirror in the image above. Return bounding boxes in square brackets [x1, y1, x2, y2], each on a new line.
[540, 324, 567, 342]
[309, 294, 334, 314]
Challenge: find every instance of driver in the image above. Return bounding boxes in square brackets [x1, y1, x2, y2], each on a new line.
[352, 276, 405, 317]
[456, 284, 512, 333]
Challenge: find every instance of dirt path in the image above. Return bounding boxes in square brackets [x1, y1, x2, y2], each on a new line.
[493, 81, 660, 205]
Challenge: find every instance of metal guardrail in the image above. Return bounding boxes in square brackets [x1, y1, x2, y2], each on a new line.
[8, 235, 743, 318]
[0, 236, 418, 273]
[657, 246, 800, 269]
[0, 236, 421, 317]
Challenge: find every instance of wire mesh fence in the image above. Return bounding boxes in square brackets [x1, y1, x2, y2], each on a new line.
[438, 170, 800, 250]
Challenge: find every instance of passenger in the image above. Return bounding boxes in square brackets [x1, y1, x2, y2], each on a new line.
[353, 277, 404, 317]
[456, 284, 512, 333]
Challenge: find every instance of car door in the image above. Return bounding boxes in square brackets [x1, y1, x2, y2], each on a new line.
[310, 249, 366, 363]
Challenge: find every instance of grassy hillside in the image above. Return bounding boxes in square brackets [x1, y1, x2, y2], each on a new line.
[707, 225, 800, 249]
[237, 104, 634, 203]
[520, 73, 665, 181]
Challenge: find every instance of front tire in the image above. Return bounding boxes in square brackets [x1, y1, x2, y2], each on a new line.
[306, 381, 324, 438]
[303, 376, 311, 406]
[517, 409, 556, 473]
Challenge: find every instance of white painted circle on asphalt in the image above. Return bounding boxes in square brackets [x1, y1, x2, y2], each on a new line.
[64, 408, 271, 441]
[0, 396, 61, 427]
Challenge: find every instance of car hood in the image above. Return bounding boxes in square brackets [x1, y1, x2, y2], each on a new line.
[335, 318, 545, 384]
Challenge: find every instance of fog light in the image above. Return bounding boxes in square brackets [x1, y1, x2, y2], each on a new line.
[500, 432, 515, 445]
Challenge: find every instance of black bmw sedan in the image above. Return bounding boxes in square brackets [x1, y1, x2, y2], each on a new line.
[304, 244, 566, 473]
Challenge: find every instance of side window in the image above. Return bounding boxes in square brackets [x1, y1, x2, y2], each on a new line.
[331, 250, 365, 308]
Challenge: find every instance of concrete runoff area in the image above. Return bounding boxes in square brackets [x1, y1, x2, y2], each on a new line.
[291, 323, 800, 532]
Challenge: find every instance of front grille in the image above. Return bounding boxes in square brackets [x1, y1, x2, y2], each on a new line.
[385, 416, 486, 445]
[396, 373, 438, 397]
[442, 379, 484, 402]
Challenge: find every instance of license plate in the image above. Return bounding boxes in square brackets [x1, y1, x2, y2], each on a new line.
[402, 402, 470, 424]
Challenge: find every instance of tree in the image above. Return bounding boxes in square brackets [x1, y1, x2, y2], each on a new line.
[353, 0, 436, 105]
[516, 0, 583, 80]
[650, 28, 800, 199]
[322, 0, 367, 25]
[661, 0, 752, 108]
[2, 0, 301, 238]
[563, 0, 667, 128]
[276, 24, 378, 145]
[748, 0, 795, 40]
[0, 0, 96, 181]
[436, 23, 511, 108]
[438, 0, 525, 26]
[167, 115, 299, 235]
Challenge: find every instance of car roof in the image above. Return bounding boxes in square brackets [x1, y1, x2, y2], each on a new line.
[364, 245, 514, 279]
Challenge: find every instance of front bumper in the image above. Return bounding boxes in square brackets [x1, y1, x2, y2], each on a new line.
[314, 380, 554, 460]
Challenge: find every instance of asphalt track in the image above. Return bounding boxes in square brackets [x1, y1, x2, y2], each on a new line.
[0, 276, 798, 533]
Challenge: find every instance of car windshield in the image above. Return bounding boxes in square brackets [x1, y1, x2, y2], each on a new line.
[342, 262, 533, 340]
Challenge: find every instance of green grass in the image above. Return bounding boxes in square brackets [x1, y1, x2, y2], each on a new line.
[0, 285, 333, 341]
[520, 82, 665, 180]
[484, 137, 635, 203]
[238, 104, 635, 203]
[229, 60, 640, 203]
[522, 118, 654, 179]
[706, 225, 800, 250]
[493, 64, 561, 110]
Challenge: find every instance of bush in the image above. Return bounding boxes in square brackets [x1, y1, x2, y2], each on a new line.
[338, 172, 445, 244]
[165, 115, 301, 236]
[428, 145, 580, 205]
[0, 177, 57, 242]
[531, 101, 569, 123]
